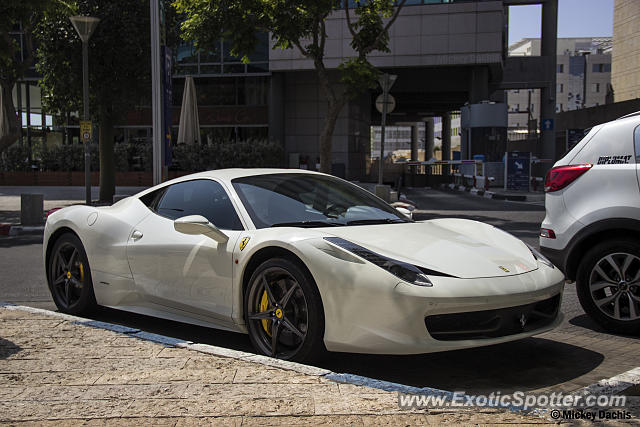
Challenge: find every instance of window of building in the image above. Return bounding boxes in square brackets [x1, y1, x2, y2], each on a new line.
[557, 83, 563, 93]
[557, 64, 564, 73]
[174, 34, 269, 76]
[592, 63, 611, 73]
[155, 179, 243, 230]
[593, 83, 600, 93]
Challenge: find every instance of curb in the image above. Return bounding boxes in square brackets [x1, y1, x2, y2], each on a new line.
[0, 224, 44, 236]
[440, 184, 535, 202]
[3, 302, 639, 422]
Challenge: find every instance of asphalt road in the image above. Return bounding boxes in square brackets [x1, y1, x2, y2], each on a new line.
[1, 188, 638, 396]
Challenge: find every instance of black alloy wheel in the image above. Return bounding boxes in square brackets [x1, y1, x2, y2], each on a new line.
[244, 258, 325, 362]
[47, 233, 97, 315]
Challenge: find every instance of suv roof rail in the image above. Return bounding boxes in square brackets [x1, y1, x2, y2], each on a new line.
[617, 111, 640, 120]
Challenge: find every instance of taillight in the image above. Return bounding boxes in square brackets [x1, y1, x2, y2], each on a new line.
[540, 228, 556, 239]
[544, 164, 592, 192]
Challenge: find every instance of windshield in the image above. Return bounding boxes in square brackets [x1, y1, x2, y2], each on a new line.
[232, 173, 410, 228]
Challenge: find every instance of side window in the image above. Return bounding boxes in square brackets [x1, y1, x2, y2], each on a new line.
[156, 180, 243, 230]
[139, 188, 166, 209]
[572, 121, 636, 165]
[635, 125, 640, 163]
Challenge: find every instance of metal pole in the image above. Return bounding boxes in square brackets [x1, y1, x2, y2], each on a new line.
[378, 76, 389, 185]
[150, 0, 162, 185]
[83, 40, 91, 205]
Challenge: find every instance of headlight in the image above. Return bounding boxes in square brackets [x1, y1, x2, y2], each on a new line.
[323, 237, 433, 286]
[527, 244, 554, 269]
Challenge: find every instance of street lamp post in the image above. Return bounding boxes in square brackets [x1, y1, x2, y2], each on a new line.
[69, 15, 100, 205]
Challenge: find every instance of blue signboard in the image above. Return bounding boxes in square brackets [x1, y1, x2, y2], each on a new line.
[542, 118, 554, 131]
[505, 152, 531, 192]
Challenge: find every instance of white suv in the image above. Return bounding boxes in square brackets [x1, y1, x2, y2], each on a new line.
[540, 112, 640, 334]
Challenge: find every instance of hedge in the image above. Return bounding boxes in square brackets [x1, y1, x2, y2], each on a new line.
[1, 139, 284, 172]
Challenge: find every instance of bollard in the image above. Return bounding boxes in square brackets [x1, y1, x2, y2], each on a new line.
[20, 194, 44, 226]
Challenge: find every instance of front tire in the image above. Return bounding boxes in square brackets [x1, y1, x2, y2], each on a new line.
[576, 238, 640, 335]
[47, 233, 97, 315]
[244, 257, 325, 362]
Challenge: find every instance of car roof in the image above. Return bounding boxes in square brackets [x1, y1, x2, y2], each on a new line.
[134, 168, 325, 198]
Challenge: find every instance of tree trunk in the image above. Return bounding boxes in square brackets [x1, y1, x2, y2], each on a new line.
[319, 99, 344, 174]
[98, 105, 115, 202]
[0, 80, 21, 153]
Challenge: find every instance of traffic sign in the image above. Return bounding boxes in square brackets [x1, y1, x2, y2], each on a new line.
[80, 120, 92, 143]
[375, 94, 396, 114]
[542, 118, 554, 131]
[505, 152, 531, 192]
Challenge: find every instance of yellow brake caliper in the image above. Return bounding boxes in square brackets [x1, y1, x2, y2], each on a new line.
[260, 290, 272, 336]
[78, 263, 85, 287]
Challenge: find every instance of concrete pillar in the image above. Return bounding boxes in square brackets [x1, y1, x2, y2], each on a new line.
[469, 66, 490, 103]
[541, 0, 558, 160]
[442, 113, 451, 176]
[410, 124, 419, 161]
[425, 117, 435, 161]
[461, 128, 469, 160]
[20, 194, 44, 226]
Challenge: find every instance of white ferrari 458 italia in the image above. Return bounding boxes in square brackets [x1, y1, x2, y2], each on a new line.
[44, 168, 564, 361]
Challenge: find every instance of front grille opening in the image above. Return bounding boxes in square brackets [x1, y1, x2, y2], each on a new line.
[424, 294, 561, 341]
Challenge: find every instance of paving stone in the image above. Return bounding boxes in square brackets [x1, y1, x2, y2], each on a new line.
[0, 306, 560, 425]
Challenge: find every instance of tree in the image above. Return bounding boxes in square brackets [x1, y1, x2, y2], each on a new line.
[36, 0, 177, 202]
[174, 0, 406, 174]
[0, 0, 55, 154]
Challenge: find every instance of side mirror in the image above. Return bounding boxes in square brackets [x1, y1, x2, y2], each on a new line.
[174, 215, 229, 244]
[396, 207, 413, 219]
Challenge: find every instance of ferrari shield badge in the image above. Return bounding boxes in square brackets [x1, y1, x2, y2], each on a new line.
[240, 237, 250, 251]
[499, 265, 510, 273]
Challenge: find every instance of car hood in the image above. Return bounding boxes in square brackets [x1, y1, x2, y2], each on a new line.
[323, 218, 537, 279]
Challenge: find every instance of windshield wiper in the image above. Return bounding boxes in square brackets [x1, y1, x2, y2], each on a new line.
[271, 221, 343, 228]
[346, 218, 410, 226]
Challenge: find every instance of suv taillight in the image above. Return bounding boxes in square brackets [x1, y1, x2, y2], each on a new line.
[544, 164, 593, 192]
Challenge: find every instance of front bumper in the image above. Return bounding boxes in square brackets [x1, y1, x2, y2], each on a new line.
[306, 240, 566, 354]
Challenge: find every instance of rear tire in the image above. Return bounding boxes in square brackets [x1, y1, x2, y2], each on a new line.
[244, 257, 326, 362]
[576, 238, 640, 335]
[47, 233, 97, 315]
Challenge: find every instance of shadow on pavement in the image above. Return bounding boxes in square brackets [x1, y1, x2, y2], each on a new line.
[87, 306, 603, 395]
[0, 337, 22, 360]
[317, 338, 604, 394]
[569, 313, 640, 339]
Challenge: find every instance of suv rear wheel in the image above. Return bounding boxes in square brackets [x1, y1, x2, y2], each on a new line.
[576, 238, 640, 334]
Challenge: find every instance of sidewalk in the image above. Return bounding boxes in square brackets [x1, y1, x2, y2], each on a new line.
[438, 183, 546, 203]
[0, 305, 552, 425]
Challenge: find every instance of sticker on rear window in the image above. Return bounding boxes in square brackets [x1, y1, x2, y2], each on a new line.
[597, 155, 632, 165]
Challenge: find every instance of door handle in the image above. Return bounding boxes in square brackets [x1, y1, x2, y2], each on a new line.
[131, 230, 143, 241]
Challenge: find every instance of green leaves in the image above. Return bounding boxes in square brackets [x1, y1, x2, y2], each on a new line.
[338, 57, 379, 100]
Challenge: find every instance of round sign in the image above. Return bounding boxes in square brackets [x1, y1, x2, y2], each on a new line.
[83, 132, 90, 140]
[375, 94, 396, 114]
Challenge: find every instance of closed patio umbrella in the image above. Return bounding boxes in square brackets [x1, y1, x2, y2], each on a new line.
[177, 76, 200, 145]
